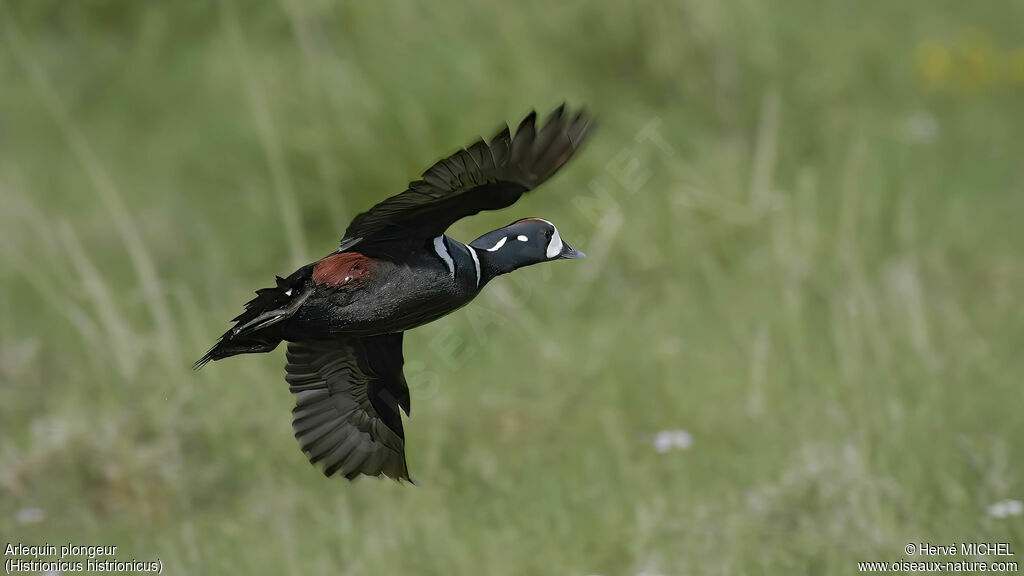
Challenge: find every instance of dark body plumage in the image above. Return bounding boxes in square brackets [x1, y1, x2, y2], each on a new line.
[197, 106, 593, 481]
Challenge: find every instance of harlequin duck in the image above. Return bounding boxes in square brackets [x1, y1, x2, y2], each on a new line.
[196, 106, 594, 481]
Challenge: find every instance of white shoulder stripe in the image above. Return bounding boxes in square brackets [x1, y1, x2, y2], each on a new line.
[433, 236, 455, 278]
[466, 245, 481, 288]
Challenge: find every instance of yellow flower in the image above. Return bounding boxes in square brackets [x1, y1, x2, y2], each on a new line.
[916, 42, 950, 88]
[1009, 46, 1024, 85]
[960, 32, 995, 90]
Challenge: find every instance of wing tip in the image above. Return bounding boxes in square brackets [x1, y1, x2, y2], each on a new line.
[517, 110, 538, 132]
[313, 453, 412, 483]
[326, 471, 414, 483]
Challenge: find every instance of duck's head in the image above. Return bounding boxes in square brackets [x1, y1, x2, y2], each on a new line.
[469, 218, 584, 282]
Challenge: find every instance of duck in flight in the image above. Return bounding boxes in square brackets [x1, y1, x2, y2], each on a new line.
[196, 106, 594, 481]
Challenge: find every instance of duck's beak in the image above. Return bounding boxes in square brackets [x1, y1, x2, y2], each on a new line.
[558, 243, 586, 259]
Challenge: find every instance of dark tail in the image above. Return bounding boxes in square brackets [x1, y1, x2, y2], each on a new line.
[194, 264, 315, 370]
[193, 330, 283, 369]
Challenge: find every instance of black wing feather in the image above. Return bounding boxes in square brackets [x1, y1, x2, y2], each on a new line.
[285, 334, 412, 481]
[340, 106, 594, 253]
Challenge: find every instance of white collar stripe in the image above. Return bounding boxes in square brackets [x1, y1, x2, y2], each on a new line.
[466, 245, 481, 288]
[433, 236, 455, 278]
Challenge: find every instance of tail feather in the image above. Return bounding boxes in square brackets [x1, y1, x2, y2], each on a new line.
[194, 263, 315, 369]
[193, 331, 282, 369]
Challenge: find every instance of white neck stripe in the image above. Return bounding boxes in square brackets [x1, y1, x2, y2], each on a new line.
[433, 236, 455, 278]
[466, 245, 481, 288]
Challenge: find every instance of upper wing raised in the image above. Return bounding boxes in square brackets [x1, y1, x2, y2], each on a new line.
[285, 334, 412, 481]
[340, 105, 594, 254]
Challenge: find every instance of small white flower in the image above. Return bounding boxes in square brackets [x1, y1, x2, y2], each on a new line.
[987, 499, 1023, 519]
[16, 507, 46, 525]
[653, 430, 693, 453]
[902, 111, 939, 144]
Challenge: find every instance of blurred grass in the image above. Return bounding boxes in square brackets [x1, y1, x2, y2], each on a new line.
[1, 1, 1023, 574]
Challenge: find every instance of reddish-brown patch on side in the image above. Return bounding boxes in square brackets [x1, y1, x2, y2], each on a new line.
[517, 218, 549, 225]
[313, 252, 374, 287]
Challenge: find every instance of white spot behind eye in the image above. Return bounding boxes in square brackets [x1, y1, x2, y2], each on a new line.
[486, 237, 507, 252]
[545, 226, 563, 258]
[285, 288, 293, 296]
[516, 235, 528, 242]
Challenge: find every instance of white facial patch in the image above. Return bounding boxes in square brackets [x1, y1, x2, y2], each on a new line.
[545, 226, 563, 259]
[485, 236, 507, 252]
[516, 235, 528, 242]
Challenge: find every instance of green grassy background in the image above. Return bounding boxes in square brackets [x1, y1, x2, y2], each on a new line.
[2, 1, 1023, 574]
